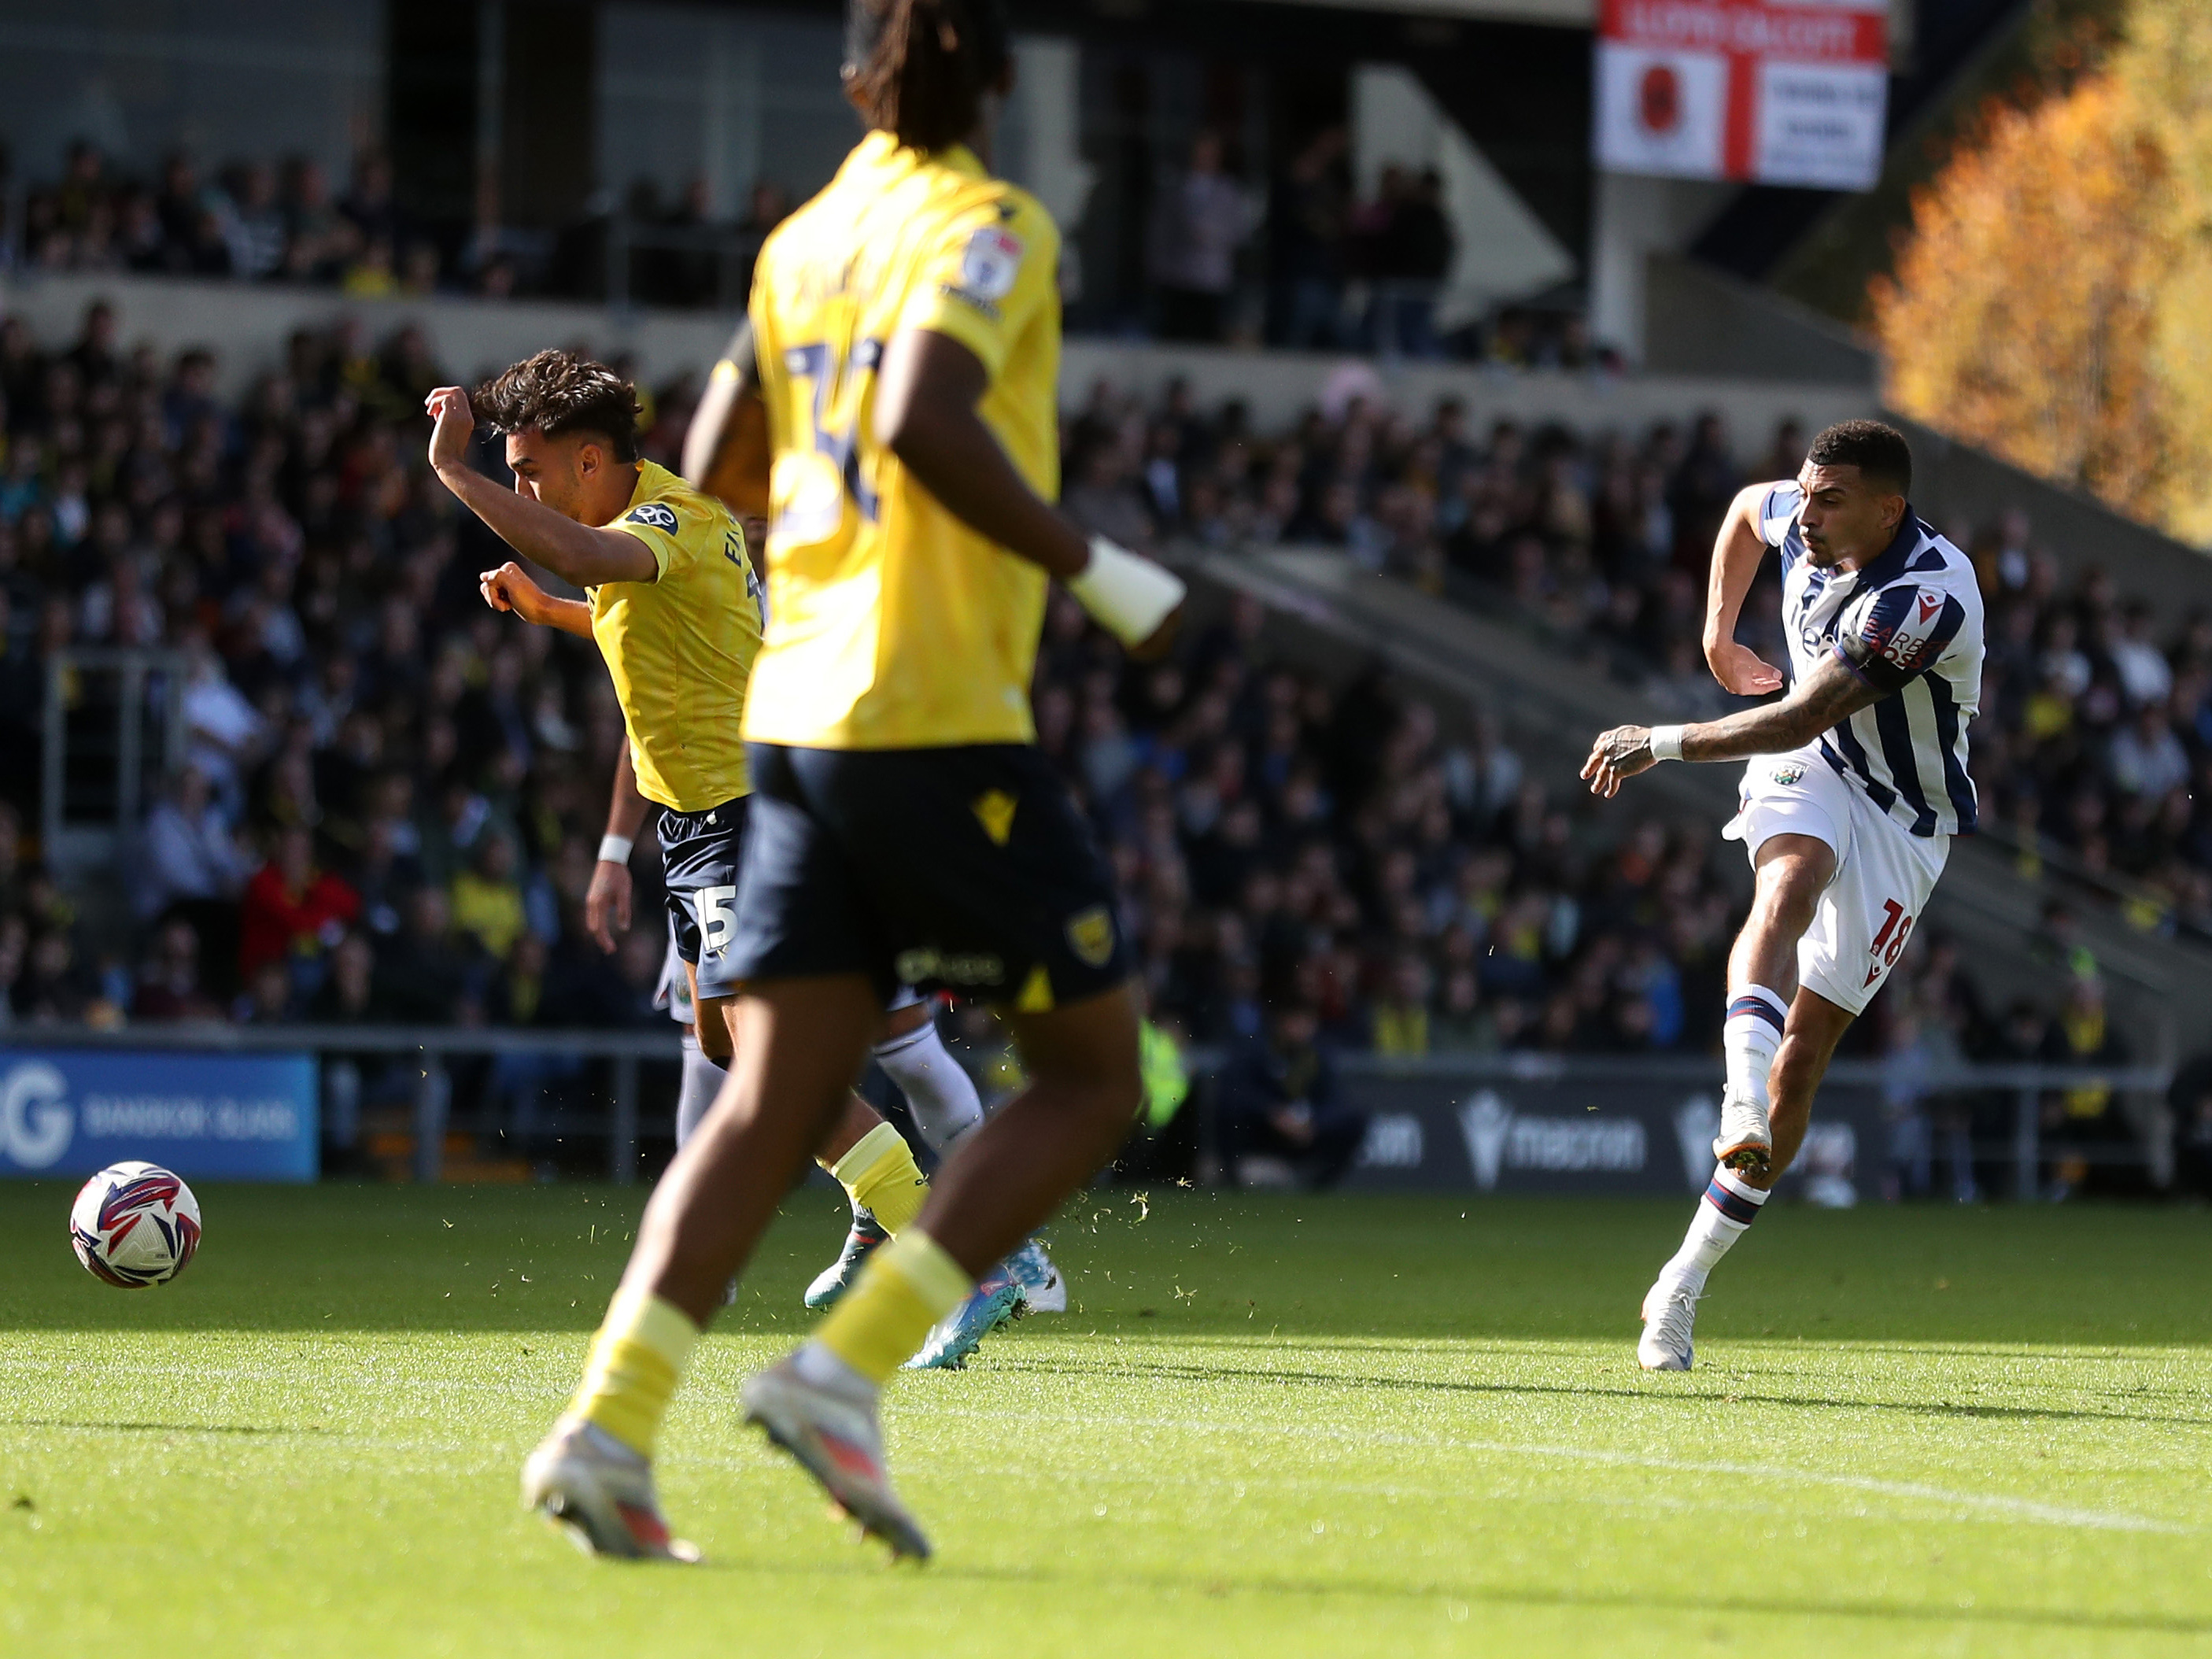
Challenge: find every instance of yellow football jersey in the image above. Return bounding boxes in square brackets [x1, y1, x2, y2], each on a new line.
[743, 129, 1062, 751]
[591, 460, 766, 811]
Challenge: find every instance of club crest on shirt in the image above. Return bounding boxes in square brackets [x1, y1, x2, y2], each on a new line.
[959, 226, 1024, 301]
[1065, 905, 1117, 968]
[626, 502, 679, 533]
[1771, 762, 1806, 786]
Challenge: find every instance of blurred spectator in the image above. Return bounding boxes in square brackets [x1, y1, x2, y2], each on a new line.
[137, 765, 252, 920]
[373, 885, 482, 1025]
[1266, 126, 1351, 349]
[1368, 954, 1432, 1056]
[306, 930, 378, 1024]
[1147, 133, 1254, 344]
[451, 831, 528, 960]
[236, 956, 297, 1023]
[2039, 973, 2134, 1199]
[238, 825, 360, 980]
[1217, 1002, 1367, 1188]
[131, 917, 222, 1022]
[1360, 165, 1453, 359]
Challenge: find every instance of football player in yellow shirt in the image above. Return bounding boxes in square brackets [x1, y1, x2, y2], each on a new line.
[444, 355, 1031, 1341]
[421, 356, 958, 1488]
[521, 0, 1186, 1565]
[687, 320, 1065, 1327]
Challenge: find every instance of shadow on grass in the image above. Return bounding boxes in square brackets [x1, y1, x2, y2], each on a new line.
[988, 1354, 2212, 1429]
[672, 1550, 2212, 1639]
[1, 1417, 324, 1436]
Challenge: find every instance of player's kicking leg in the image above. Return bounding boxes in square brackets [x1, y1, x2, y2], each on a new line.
[1639, 747, 1945, 1369]
[806, 992, 987, 1310]
[1641, 832, 1834, 1370]
[808, 992, 1069, 1322]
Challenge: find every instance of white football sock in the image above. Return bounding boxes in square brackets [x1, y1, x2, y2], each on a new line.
[675, 1033, 727, 1149]
[1723, 985, 1789, 1107]
[1663, 1164, 1771, 1292]
[792, 1337, 878, 1400]
[873, 1016, 985, 1158]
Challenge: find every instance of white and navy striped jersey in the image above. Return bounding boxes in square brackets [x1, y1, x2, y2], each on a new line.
[1758, 482, 1984, 838]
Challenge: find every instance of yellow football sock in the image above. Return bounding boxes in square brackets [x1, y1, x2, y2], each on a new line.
[568, 1283, 700, 1458]
[812, 1229, 971, 1384]
[825, 1120, 929, 1236]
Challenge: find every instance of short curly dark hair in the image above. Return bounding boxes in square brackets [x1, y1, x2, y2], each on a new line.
[1806, 418, 1911, 497]
[472, 349, 640, 462]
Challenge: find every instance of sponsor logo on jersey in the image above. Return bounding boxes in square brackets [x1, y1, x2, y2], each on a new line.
[894, 947, 1005, 988]
[626, 502, 679, 533]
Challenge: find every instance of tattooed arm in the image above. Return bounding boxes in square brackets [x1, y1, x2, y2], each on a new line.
[1581, 648, 1884, 800]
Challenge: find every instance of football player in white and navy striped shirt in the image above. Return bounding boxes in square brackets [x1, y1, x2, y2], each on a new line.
[1579, 420, 1985, 1370]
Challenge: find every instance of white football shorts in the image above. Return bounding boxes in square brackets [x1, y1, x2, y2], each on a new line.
[1723, 743, 1950, 1017]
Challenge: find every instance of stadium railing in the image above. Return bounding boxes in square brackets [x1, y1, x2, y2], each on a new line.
[5, 1025, 2170, 1199]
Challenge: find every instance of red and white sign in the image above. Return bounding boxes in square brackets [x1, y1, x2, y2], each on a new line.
[1594, 0, 1889, 190]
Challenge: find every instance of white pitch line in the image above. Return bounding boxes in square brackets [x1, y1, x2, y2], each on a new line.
[918, 1403, 2193, 1535]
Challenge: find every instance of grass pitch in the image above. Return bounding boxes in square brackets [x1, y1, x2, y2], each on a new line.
[3, 1184, 2210, 1657]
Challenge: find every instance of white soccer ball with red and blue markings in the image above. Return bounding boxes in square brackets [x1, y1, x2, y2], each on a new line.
[70, 1162, 202, 1288]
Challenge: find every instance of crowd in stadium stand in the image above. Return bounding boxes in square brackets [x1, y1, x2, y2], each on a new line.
[1, 135, 1594, 364]
[0, 302, 2195, 1194]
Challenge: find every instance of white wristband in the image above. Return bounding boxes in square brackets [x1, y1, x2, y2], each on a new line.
[596, 833, 635, 866]
[1066, 536, 1187, 648]
[1648, 725, 1685, 762]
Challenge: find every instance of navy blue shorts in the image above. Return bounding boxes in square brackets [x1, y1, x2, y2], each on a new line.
[659, 795, 751, 999]
[726, 743, 1130, 1011]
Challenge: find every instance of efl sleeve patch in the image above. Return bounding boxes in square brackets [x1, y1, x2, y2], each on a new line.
[626, 502, 680, 533]
[958, 227, 1025, 302]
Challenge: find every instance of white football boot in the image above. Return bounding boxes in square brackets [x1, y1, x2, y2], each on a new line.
[742, 1354, 932, 1561]
[520, 1417, 700, 1562]
[1638, 1277, 1699, 1372]
[1711, 1088, 1773, 1174]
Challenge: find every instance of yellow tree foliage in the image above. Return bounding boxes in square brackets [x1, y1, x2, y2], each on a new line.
[1872, 0, 2212, 541]
[1872, 79, 2172, 526]
[2114, 3, 2212, 541]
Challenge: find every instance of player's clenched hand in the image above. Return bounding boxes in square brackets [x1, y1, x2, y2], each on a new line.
[1582, 725, 1656, 799]
[585, 858, 633, 954]
[425, 386, 475, 473]
[480, 560, 546, 623]
[1708, 641, 1785, 697]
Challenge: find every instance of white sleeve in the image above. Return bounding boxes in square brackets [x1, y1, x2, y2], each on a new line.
[1756, 482, 1803, 549]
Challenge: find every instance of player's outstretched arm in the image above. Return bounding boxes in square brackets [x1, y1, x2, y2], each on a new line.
[426, 387, 659, 588]
[873, 327, 1185, 656]
[480, 560, 595, 638]
[1704, 483, 1786, 697]
[1582, 648, 1883, 799]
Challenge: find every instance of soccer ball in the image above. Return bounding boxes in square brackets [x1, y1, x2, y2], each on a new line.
[70, 1162, 202, 1288]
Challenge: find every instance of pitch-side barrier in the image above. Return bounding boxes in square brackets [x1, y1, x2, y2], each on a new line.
[0, 1026, 2171, 1199]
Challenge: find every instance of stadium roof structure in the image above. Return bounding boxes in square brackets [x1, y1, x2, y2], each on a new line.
[1221, 0, 1592, 21]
